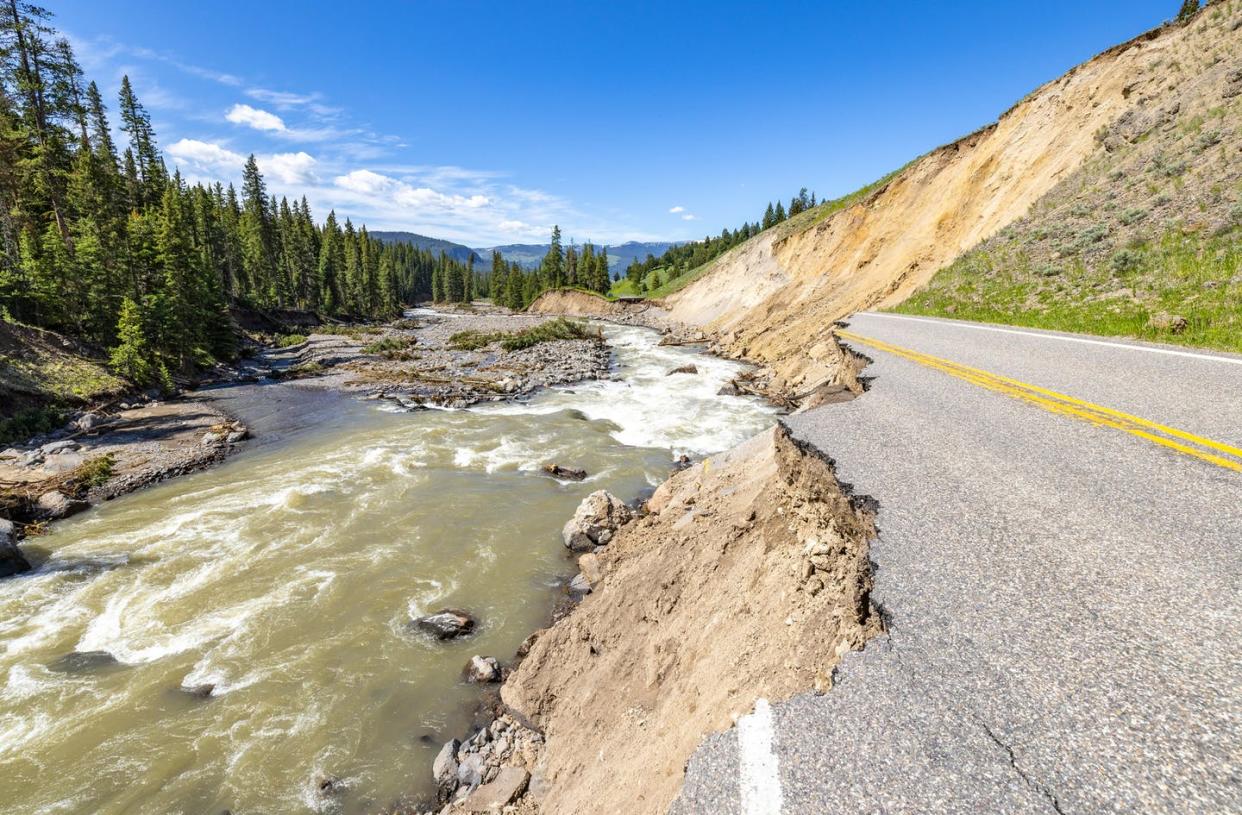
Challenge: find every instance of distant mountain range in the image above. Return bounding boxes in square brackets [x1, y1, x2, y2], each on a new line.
[368, 231, 481, 264]
[370, 232, 682, 275]
[479, 240, 683, 273]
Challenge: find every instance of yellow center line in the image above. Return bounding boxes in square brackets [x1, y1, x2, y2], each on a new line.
[836, 329, 1242, 473]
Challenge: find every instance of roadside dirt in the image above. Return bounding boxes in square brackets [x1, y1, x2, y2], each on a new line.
[498, 424, 880, 815]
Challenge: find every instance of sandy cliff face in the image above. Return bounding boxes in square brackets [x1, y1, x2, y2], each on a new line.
[662, 14, 1231, 395]
[501, 425, 879, 815]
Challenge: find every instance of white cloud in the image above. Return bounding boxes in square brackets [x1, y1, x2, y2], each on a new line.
[226, 103, 286, 132]
[668, 205, 685, 213]
[166, 138, 244, 174]
[681, 213, 698, 221]
[334, 169, 397, 194]
[261, 152, 318, 185]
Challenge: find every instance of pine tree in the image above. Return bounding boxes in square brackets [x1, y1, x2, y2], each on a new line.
[117, 75, 163, 206]
[542, 225, 563, 288]
[774, 201, 787, 222]
[762, 202, 776, 230]
[239, 154, 277, 305]
[109, 296, 153, 384]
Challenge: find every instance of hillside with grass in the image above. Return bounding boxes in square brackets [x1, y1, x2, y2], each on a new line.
[895, 7, 1242, 351]
[640, 5, 1241, 399]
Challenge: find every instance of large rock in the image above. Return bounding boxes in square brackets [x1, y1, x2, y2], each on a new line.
[40, 440, 79, 455]
[0, 519, 31, 578]
[35, 490, 88, 520]
[464, 655, 501, 683]
[461, 766, 530, 812]
[414, 608, 477, 640]
[75, 412, 101, 432]
[561, 490, 633, 552]
[433, 738, 460, 803]
[456, 752, 486, 791]
[542, 463, 587, 481]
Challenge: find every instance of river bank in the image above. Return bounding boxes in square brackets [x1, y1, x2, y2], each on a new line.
[0, 315, 775, 815]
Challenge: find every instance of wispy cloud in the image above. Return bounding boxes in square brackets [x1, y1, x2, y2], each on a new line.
[668, 205, 685, 213]
[681, 213, 698, 221]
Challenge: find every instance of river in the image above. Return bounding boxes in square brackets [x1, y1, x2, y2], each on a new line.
[0, 322, 774, 814]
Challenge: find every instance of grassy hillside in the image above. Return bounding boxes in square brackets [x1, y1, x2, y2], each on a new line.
[896, 7, 1242, 351]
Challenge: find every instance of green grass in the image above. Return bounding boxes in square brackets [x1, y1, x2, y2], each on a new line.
[273, 333, 306, 348]
[0, 406, 67, 445]
[894, 225, 1242, 352]
[74, 454, 115, 489]
[362, 336, 416, 354]
[449, 318, 597, 351]
[607, 278, 641, 298]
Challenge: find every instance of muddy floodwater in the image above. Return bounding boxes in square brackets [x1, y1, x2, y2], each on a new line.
[0, 323, 774, 815]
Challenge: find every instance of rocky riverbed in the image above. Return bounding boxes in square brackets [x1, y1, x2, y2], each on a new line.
[246, 304, 612, 410]
[0, 305, 611, 562]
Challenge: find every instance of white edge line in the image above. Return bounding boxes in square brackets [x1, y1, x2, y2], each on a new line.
[857, 312, 1242, 367]
[737, 697, 784, 815]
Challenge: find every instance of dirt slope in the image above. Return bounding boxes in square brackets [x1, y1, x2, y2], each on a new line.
[501, 425, 879, 815]
[661, 11, 1238, 396]
[897, 6, 1242, 350]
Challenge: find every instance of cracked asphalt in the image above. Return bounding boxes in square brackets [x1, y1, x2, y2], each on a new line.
[673, 313, 1242, 814]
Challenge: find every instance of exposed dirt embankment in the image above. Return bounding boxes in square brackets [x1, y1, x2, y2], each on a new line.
[660, 16, 1219, 398]
[527, 289, 669, 329]
[499, 423, 880, 815]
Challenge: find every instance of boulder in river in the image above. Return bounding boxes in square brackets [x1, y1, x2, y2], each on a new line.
[666, 364, 698, 375]
[414, 608, 477, 640]
[47, 650, 120, 674]
[464, 655, 501, 683]
[179, 683, 216, 699]
[35, 490, 88, 520]
[542, 463, 587, 481]
[75, 412, 101, 432]
[0, 519, 31, 578]
[562, 490, 634, 552]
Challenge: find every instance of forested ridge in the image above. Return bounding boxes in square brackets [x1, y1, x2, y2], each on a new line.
[0, 1, 478, 386]
[623, 188, 816, 292]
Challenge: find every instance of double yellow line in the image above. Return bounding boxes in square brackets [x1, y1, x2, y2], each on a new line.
[836, 329, 1242, 473]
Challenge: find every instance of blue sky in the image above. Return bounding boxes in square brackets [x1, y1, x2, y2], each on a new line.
[60, 1, 1179, 247]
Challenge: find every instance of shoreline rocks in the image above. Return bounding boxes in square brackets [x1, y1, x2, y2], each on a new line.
[0, 519, 30, 578]
[425, 714, 544, 813]
[561, 490, 634, 552]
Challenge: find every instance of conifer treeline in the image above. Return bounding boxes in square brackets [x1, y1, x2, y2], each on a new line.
[625, 187, 817, 292]
[0, 2, 469, 383]
[453, 224, 613, 311]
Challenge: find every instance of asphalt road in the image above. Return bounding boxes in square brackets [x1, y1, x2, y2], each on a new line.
[673, 313, 1242, 814]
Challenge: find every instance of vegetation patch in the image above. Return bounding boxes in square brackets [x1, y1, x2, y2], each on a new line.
[449, 318, 596, 351]
[896, 225, 1242, 352]
[0, 407, 68, 446]
[273, 334, 307, 348]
